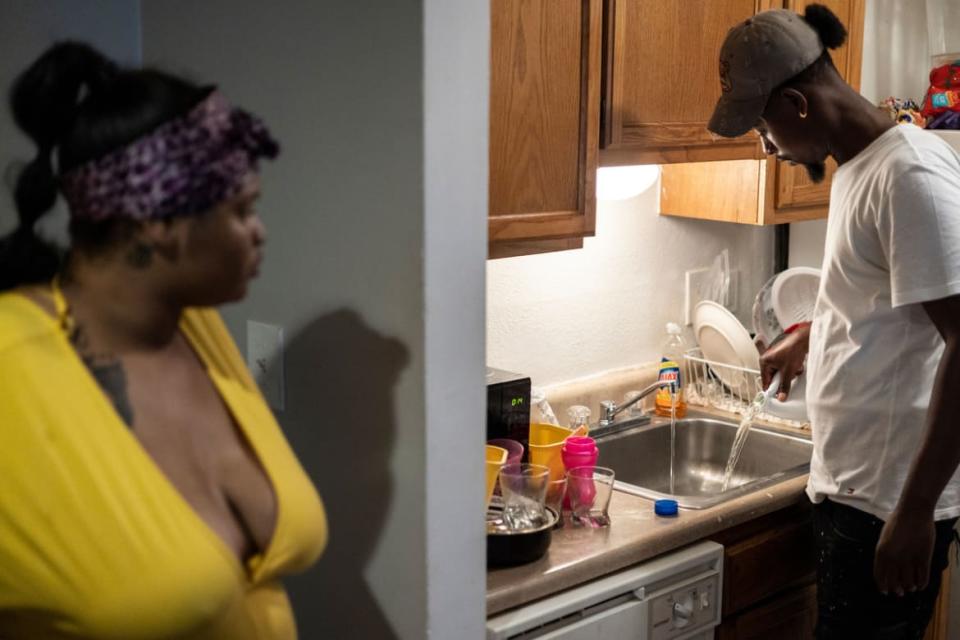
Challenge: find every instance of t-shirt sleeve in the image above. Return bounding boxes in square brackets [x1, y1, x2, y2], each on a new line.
[879, 157, 960, 308]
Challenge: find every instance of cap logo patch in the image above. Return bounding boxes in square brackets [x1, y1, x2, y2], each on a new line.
[719, 58, 732, 93]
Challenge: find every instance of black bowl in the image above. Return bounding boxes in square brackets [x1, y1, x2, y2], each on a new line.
[486, 507, 558, 568]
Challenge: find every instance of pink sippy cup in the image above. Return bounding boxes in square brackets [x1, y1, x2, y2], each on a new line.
[563, 436, 598, 455]
[561, 436, 598, 508]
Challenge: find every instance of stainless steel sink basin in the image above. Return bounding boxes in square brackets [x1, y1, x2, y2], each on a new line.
[594, 413, 812, 509]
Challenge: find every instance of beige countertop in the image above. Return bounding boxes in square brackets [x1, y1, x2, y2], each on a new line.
[488, 365, 813, 617]
[486, 473, 809, 616]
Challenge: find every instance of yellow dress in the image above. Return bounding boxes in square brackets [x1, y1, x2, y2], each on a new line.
[0, 291, 327, 639]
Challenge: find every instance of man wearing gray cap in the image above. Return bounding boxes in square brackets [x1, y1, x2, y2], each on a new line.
[709, 4, 960, 638]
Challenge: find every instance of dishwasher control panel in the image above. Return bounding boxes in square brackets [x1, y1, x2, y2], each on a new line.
[648, 574, 720, 639]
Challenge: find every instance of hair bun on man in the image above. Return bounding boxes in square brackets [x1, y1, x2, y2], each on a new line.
[803, 4, 848, 50]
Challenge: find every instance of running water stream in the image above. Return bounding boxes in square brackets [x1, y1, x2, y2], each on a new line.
[720, 400, 762, 491]
[669, 389, 676, 494]
[721, 374, 781, 491]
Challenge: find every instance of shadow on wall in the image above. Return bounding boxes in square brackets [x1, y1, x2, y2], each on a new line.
[278, 309, 407, 639]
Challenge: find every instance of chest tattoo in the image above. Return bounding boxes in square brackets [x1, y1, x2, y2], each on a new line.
[70, 324, 135, 428]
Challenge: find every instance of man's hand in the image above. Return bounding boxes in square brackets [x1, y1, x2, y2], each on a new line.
[874, 507, 936, 596]
[759, 324, 811, 401]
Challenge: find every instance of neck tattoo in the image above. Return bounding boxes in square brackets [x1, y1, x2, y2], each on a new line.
[52, 276, 136, 428]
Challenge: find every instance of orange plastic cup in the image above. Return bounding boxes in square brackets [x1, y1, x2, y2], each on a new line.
[485, 445, 509, 508]
[528, 423, 573, 481]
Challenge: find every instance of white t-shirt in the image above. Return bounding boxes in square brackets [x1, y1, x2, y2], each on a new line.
[806, 124, 960, 521]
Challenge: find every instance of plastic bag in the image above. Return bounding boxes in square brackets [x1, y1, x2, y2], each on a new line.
[698, 249, 731, 307]
[530, 387, 559, 425]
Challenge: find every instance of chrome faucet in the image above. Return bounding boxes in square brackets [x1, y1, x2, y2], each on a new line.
[598, 380, 677, 427]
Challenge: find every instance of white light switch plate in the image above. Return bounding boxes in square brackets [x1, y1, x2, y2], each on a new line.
[685, 268, 739, 325]
[247, 320, 285, 411]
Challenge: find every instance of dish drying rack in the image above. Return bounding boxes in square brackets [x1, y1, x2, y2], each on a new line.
[682, 348, 809, 429]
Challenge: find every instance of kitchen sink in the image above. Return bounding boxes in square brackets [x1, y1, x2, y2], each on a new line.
[594, 412, 812, 509]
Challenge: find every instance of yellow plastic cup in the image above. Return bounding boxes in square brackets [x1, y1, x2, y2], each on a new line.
[528, 423, 573, 481]
[485, 445, 509, 508]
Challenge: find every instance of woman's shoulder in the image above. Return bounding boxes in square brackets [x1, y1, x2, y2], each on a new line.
[181, 307, 258, 392]
[0, 287, 57, 355]
[180, 307, 237, 358]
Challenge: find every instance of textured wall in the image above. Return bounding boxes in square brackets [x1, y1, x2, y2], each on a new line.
[487, 183, 775, 388]
[143, 1, 487, 638]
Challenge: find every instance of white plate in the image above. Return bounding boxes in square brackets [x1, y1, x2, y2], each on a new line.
[751, 273, 783, 349]
[771, 267, 821, 329]
[693, 300, 761, 394]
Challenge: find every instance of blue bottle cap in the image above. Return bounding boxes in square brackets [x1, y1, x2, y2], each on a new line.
[654, 499, 679, 517]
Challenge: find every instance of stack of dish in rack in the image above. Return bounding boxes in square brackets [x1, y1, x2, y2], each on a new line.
[692, 267, 821, 423]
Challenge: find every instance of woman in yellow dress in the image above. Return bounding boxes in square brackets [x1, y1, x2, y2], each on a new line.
[0, 42, 326, 639]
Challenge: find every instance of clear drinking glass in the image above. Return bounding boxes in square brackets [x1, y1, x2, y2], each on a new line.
[566, 405, 591, 430]
[566, 466, 615, 528]
[498, 463, 550, 530]
[544, 477, 567, 529]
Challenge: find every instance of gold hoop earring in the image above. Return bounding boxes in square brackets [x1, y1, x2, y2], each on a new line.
[799, 109, 808, 119]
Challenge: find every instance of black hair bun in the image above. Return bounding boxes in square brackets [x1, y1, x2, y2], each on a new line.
[804, 4, 848, 49]
[10, 41, 117, 151]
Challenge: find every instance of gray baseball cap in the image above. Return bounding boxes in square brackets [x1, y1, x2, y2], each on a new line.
[708, 9, 823, 138]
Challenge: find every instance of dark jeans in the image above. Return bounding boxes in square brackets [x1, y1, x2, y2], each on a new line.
[813, 499, 958, 640]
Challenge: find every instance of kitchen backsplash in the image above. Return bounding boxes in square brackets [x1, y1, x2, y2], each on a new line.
[487, 181, 775, 387]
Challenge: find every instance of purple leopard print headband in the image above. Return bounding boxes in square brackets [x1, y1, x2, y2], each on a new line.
[60, 91, 278, 222]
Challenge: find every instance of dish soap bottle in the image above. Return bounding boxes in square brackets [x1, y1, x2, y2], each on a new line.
[654, 322, 687, 418]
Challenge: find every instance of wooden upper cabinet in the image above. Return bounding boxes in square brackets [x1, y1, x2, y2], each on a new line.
[487, 0, 866, 243]
[660, 0, 865, 225]
[488, 0, 602, 255]
[601, 0, 778, 165]
[765, 0, 865, 223]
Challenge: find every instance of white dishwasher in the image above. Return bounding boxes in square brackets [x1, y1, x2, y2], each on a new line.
[486, 541, 723, 640]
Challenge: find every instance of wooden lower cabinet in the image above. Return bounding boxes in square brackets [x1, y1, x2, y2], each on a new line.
[709, 502, 817, 639]
[924, 566, 951, 640]
[717, 584, 816, 640]
[716, 569, 952, 640]
[709, 502, 952, 639]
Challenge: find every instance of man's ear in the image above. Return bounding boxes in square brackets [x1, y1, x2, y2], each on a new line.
[781, 88, 810, 120]
[140, 218, 184, 262]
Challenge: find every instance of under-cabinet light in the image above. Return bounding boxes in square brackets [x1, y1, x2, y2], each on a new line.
[596, 165, 660, 201]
